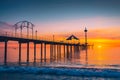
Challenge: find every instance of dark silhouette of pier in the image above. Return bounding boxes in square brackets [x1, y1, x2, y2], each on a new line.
[0, 21, 88, 65]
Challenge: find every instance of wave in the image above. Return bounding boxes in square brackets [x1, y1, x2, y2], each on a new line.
[0, 66, 120, 77]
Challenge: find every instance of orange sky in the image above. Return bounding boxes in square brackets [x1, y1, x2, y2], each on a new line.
[0, 17, 120, 47]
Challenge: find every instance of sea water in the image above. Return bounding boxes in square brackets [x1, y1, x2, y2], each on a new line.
[0, 43, 120, 80]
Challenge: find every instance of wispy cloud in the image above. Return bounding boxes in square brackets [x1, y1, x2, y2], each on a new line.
[0, 21, 13, 32]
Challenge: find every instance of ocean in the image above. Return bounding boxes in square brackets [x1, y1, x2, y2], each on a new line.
[0, 43, 120, 80]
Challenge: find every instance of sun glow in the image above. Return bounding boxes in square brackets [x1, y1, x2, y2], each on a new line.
[98, 45, 102, 48]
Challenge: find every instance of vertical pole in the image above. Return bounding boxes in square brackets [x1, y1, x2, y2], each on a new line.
[19, 42, 21, 64]
[41, 43, 43, 62]
[32, 28, 33, 39]
[21, 28, 22, 38]
[4, 41, 8, 65]
[64, 45, 66, 60]
[44, 43, 46, 62]
[50, 44, 53, 62]
[85, 32, 87, 45]
[52, 44, 53, 60]
[52, 44, 54, 60]
[53, 35, 54, 41]
[34, 43, 36, 63]
[27, 42, 29, 63]
[27, 27, 29, 38]
[74, 45, 76, 53]
[59, 45, 61, 61]
[57, 45, 59, 61]
[50, 44, 52, 62]
[78, 45, 80, 52]
[72, 45, 74, 60]
[27, 22, 29, 38]
[70, 45, 72, 58]
[54, 44, 56, 60]
[55, 45, 57, 60]
[58, 45, 60, 61]
[36, 30, 37, 40]
[67, 45, 69, 59]
[15, 28, 17, 37]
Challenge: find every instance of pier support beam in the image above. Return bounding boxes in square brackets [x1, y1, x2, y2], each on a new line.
[63, 45, 66, 61]
[66, 45, 69, 59]
[59, 45, 61, 61]
[54, 44, 56, 60]
[74, 46, 76, 53]
[41, 43, 43, 62]
[4, 41, 8, 65]
[50, 44, 52, 61]
[44, 43, 46, 62]
[27, 42, 29, 63]
[50, 44, 53, 62]
[52, 44, 54, 60]
[34, 43, 36, 63]
[57, 45, 59, 61]
[64, 45, 65, 58]
[70, 45, 72, 58]
[19, 42, 22, 64]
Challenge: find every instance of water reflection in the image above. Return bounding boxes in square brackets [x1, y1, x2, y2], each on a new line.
[0, 42, 120, 68]
[85, 47, 88, 65]
[0, 43, 88, 66]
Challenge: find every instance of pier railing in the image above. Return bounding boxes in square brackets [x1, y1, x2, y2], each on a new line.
[0, 31, 80, 44]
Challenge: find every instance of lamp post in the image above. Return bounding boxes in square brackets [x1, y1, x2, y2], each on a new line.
[53, 35, 54, 41]
[84, 27, 88, 46]
[20, 26, 22, 38]
[32, 27, 33, 39]
[35, 30, 37, 39]
[15, 27, 17, 37]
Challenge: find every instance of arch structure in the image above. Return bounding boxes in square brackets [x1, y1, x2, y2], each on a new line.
[14, 21, 34, 38]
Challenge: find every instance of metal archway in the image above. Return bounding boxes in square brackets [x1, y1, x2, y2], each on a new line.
[14, 21, 34, 38]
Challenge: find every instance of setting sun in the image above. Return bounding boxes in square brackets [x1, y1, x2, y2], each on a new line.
[98, 45, 102, 48]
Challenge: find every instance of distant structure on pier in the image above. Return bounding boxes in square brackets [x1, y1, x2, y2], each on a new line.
[14, 21, 34, 38]
[66, 35, 79, 40]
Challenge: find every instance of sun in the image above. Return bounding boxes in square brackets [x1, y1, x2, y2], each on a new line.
[98, 45, 102, 48]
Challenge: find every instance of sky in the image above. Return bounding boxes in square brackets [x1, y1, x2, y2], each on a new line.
[0, 0, 120, 44]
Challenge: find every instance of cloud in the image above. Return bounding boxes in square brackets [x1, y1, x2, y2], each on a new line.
[0, 21, 13, 32]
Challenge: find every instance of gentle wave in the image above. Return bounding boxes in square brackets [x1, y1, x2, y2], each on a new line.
[0, 66, 120, 77]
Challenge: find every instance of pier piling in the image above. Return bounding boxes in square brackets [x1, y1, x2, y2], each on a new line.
[44, 43, 46, 62]
[34, 43, 36, 63]
[4, 41, 8, 65]
[19, 42, 22, 64]
[41, 43, 43, 62]
[27, 42, 29, 63]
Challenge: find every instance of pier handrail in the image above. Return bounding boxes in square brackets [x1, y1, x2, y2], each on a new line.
[0, 31, 80, 44]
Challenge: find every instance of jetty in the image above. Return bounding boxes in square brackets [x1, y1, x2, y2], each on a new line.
[0, 21, 88, 65]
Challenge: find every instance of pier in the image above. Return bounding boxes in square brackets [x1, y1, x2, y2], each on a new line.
[0, 21, 88, 65]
